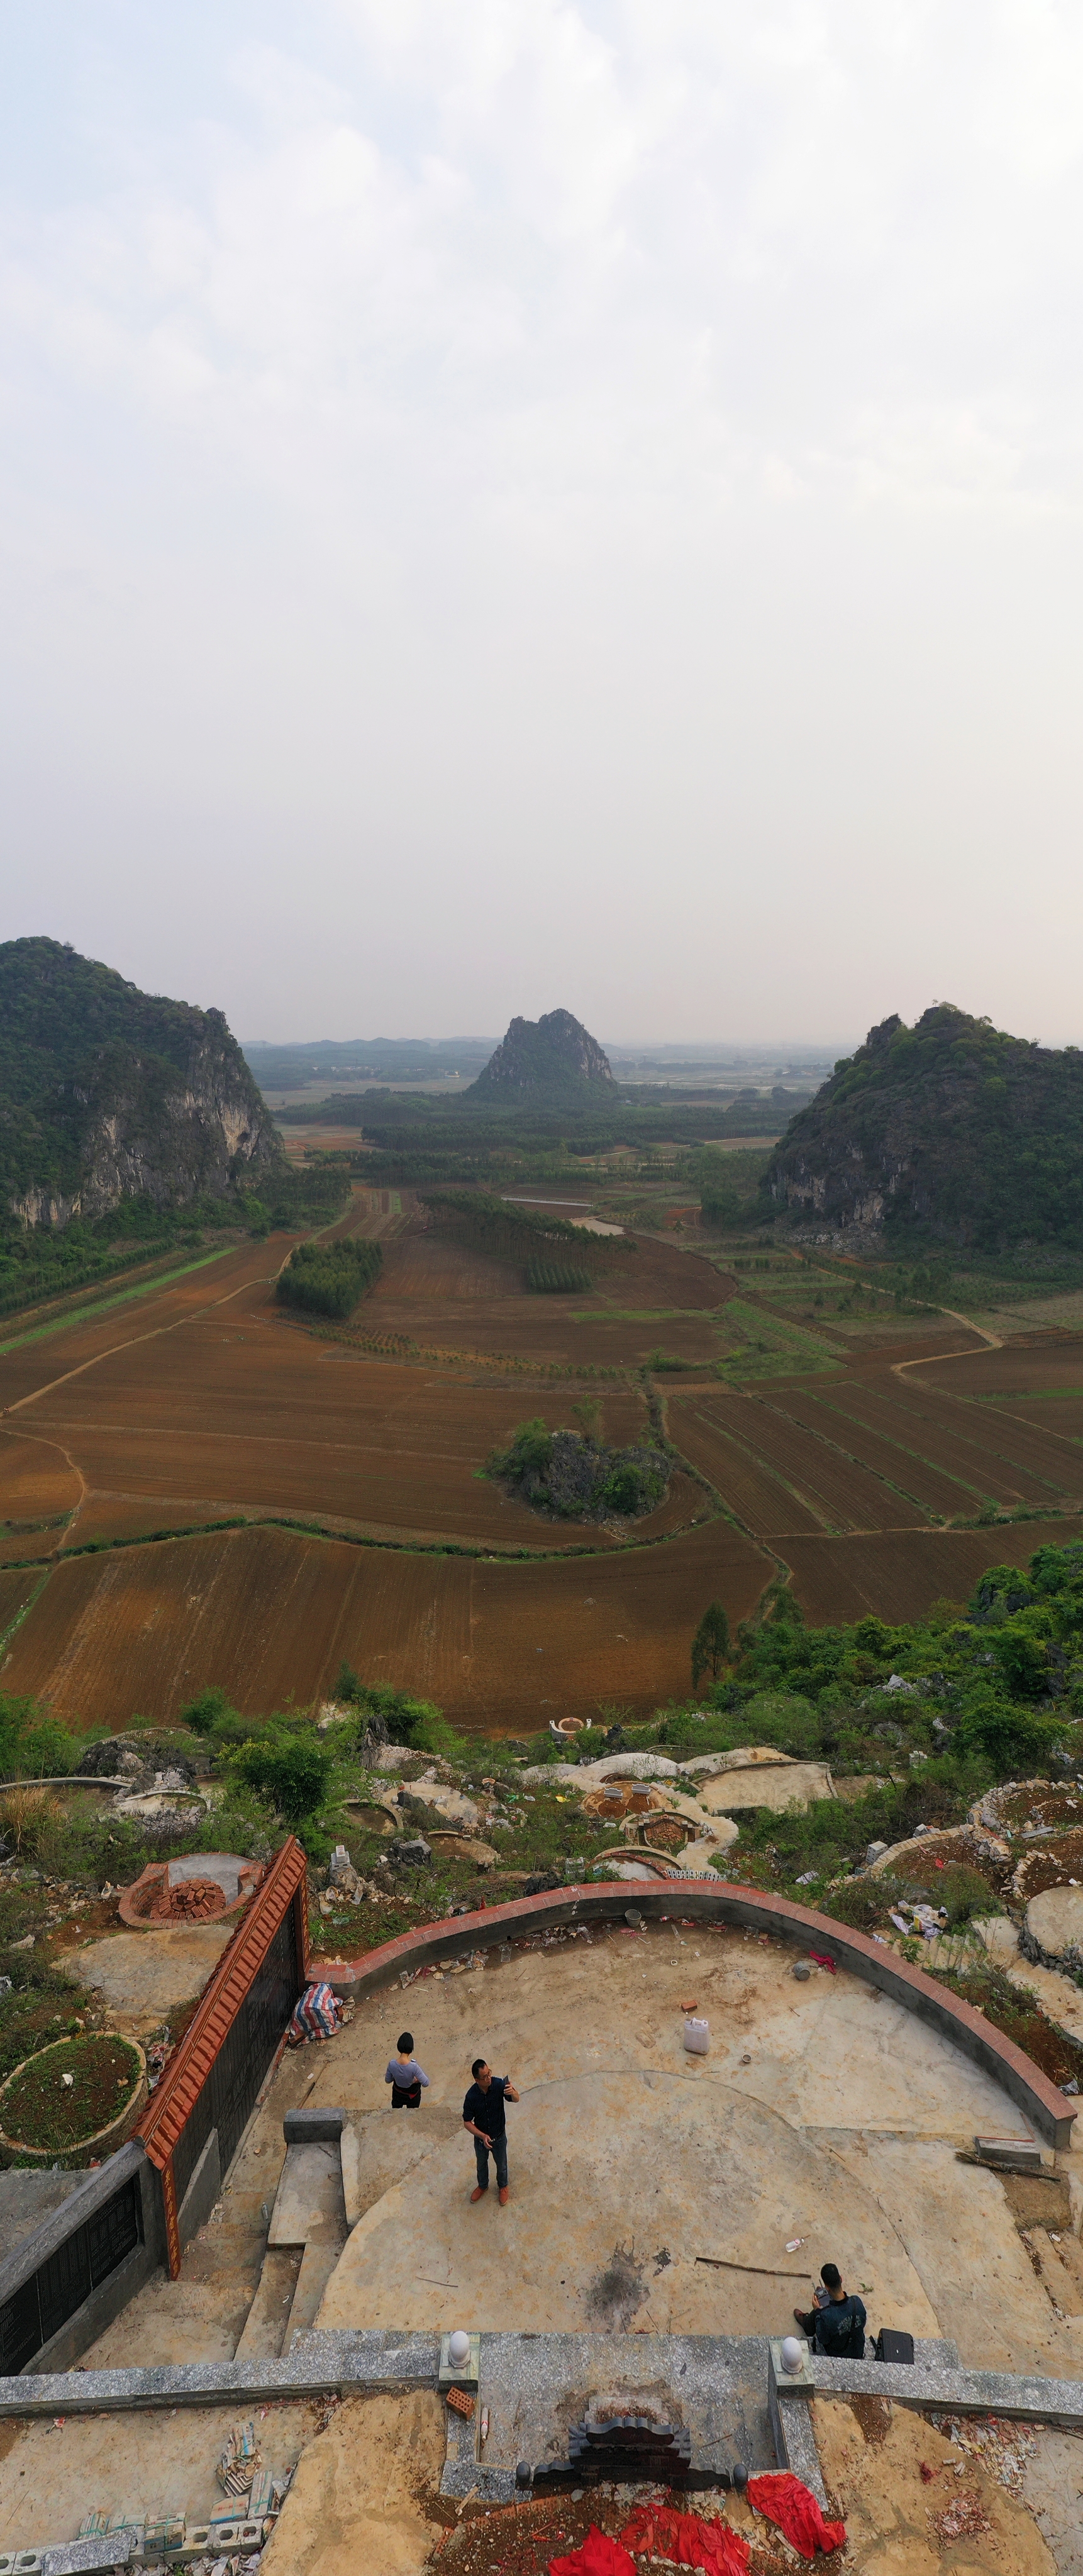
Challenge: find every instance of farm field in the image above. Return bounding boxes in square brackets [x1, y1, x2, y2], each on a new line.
[4, 1192, 1083, 1732]
[0, 1516, 772, 1733]
[782, 1518, 1083, 1624]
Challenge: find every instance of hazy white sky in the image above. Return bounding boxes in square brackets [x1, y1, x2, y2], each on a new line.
[3, 2, 1083, 1045]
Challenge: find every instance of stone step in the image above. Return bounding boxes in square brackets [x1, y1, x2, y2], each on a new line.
[282, 2232, 348, 2344]
[233, 2247, 303, 2360]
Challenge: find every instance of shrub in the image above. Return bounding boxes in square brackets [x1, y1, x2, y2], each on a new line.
[179, 1685, 238, 1738]
[0, 1692, 79, 1784]
[937, 1861, 1001, 1924]
[231, 1731, 332, 1823]
[989, 1621, 1050, 1700]
[955, 1692, 1061, 1772]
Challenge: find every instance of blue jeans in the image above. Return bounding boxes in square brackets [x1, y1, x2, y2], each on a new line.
[474, 2133, 508, 2191]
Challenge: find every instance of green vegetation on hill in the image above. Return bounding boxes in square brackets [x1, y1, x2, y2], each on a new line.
[0, 936, 281, 1236]
[276, 1235, 383, 1320]
[469, 1008, 616, 1103]
[767, 1002, 1083, 1248]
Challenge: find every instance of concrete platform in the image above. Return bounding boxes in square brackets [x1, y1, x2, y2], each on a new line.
[64, 1926, 232, 2036]
[292, 1918, 1083, 2376]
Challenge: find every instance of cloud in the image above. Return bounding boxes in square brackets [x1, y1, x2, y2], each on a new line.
[1, 2, 1083, 1038]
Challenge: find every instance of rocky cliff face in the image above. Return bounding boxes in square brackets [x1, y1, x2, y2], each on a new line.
[0, 939, 282, 1228]
[765, 1004, 1083, 1247]
[470, 1008, 616, 1101]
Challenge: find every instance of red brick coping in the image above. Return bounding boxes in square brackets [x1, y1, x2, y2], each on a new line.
[313, 1880, 1077, 2151]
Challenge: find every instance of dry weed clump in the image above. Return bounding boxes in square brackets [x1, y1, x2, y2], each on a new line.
[0, 1784, 64, 1855]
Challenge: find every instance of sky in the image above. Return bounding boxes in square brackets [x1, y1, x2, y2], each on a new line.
[3, 2, 1083, 1048]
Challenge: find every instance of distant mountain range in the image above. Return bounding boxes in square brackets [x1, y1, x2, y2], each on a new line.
[0, 938, 280, 1229]
[767, 1004, 1083, 1246]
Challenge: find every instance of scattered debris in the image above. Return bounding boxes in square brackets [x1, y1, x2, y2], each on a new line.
[930, 2488, 991, 2543]
[218, 2420, 260, 2497]
[928, 2412, 1037, 2496]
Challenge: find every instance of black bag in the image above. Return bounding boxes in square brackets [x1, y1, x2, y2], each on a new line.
[874, 2328, 915, 2365]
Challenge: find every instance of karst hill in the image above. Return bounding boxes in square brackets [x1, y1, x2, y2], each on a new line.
[767, 1002, 1083, 1248]
[0, 936, 281, 1227]
[468, 1007, 616, 1104]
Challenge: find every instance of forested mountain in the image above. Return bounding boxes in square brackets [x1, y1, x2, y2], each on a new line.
[0, 938, 281, 1228]
[469, 1008, 616, 1102]
[767, 1004, 1083, 1246]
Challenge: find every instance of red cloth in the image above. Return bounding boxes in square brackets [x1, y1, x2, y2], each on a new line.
[807, 1951, 838, 1974]
[548, 2529, 635, 2576]
[747, 2473, 845, 2558]
[618, 2502, 750, 2575]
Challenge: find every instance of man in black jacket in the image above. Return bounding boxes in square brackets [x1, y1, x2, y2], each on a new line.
[794, 2263, 867, 2357]
[462, 2058, 520, 2204]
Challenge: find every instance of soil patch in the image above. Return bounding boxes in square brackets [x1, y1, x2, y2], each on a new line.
[1013, 1826, 1083, 1902]
[935, 1962, 1083, 2088]
[0, 2033, 142, 2153]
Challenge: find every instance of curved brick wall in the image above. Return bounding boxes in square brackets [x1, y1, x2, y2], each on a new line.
[318, 1878, 1076, 2150]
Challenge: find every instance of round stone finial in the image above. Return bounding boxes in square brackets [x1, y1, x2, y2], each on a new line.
[448, 2329, 470, 2366]
[780, 2336, 804, 2375]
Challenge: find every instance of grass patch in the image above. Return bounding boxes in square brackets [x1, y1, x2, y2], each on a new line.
[0, 2033, 143, 2152]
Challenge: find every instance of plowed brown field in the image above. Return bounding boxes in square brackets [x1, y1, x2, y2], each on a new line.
[6, 1219, 1083, 1728]
[0, 1428, 82, 1520]
[0, 1517, 772, 1733]
[863, 1377, 1077, 1502]
[0, 1563, 48, 1645]
[694, 1391, 925, 1530]
[913, 1341, 1083, 1397]
[785, 1518, 1083, 1624]
[667, 1398, 826, 1535]
[762, 1387, 977, 1519]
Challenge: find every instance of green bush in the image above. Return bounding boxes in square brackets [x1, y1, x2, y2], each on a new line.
[0, 1693, 80, 1784]
[178, 1685, 237, 1738]
[955, 1691, 1061, 1772]
[231, 1731, 332, 1823]
[937, 1862, 1001, 1924]
[989, 1621, 1050, 1700]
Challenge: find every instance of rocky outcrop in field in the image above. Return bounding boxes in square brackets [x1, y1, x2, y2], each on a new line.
[470, 1006, 616, 1102]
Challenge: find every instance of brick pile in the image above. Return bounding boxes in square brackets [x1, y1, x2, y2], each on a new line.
[147, 1874, 227, 1923]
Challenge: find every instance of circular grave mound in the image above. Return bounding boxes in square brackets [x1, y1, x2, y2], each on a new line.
[1024, 1881, 1083, 1970]
[1014, 1828, 1083, 1904]
[0, 2034, 147, 2163]
[582, 1783, 668, 1821]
